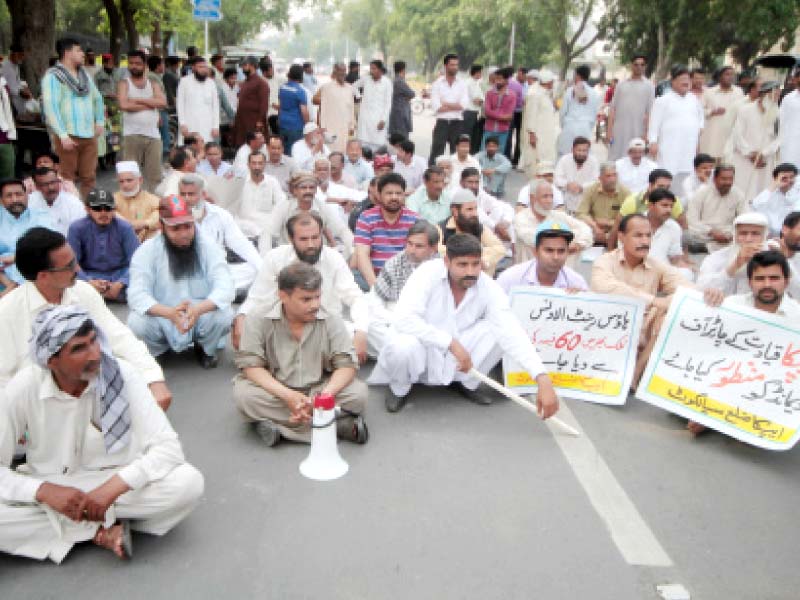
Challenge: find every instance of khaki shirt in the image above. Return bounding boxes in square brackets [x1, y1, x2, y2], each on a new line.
[576, 182, 630, 223]
[590, 248, 689, 306]
[235, 302, 357, 390]
[113, 189, 160, 240]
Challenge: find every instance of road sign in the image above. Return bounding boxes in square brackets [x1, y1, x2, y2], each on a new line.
[193, 0, 222, 21]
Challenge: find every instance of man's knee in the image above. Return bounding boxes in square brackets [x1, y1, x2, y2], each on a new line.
[166, 463, 205, 509]
[382, 333, 423, 364]
[127, 312, 157, 338]
[338, 378, 368, 414]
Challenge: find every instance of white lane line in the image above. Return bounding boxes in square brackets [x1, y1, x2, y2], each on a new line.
[545, 401, 673, 567]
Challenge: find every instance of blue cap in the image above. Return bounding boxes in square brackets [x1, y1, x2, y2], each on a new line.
[535, 220, 574, 244]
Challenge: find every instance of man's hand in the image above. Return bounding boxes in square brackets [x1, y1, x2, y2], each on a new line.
[89, 279, 109, 294]
[709, 229, 732, 244]
[183, 304, 202, 331]
[483, 168, 495, 178]
[232, 314, 245, 350]
[94, 124, 104, 138]
[60, 136, 77, 151]
[495, 222, 511, 242]
[703, 287, 725, 307]
[286, 391, 312, 424]
[353, 331, 368, 365]
[148, 381, 172, 411]
[535, 375, 559, 419]
[449, 339, 473, 373]
[83, 476, 130, 522]
[566, 182, 582, 195]
[211, 128, 220, 139]
[376, 120, 385, 131]
[652, 296, 672, 311]
[170, 301, 192, 333]
[565, 287, 583, 294]
[648, 142, 658, 158]
[35, 482, 87, 522]
[528, 132, 537, 148]
[103, 282, 124, 301]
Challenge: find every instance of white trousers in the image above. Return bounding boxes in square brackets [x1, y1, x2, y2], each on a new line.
[0, 463, 204, 563]
[230, 262, 257, 294]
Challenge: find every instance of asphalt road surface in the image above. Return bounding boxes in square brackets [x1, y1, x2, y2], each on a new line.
[3, 114, 799, 600]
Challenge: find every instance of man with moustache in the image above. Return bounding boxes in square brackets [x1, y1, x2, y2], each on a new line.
[127, 195, 234, 369]
[752, 163, 800, 237]
[369, 233, 560, 414]
[235, 150, 285, 241]
[554, 136, 599, 214]
[315, 62, 355, 154]
[176, 57, 219, 145]
[687, 164, 748, 252]
[232, 57, 269, 148]
[113, 161, 161, 241]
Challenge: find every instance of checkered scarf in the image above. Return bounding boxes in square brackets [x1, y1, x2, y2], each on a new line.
[29, 306, 130, 454]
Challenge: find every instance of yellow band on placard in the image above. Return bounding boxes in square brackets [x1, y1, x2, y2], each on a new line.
[507, 371, 622, 396]
[646, 374, 795, 443]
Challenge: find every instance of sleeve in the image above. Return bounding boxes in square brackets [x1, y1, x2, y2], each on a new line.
[259, 79, 270, 120]
[211, 83, 220, 130]
[513, 210, 537, 247]
[127, 243, 159, 315]
[494, 154, 512, 174]
[204, 242, 235, 310]
[480, 228, 506, 274]
[382, 79, 393, 123]
[323, 204, 354, 256]
[238, 254, 278, 316]
[647, 97, 663, 144]
[590, 253, 655, 305]
[486, 282, 546, 378]
[120, 224, 141, 285]
[430, 80, 442, 113]
[354, 214, 373, 247]
[176, 78, 187, 126]
[332, 252, 370, 332]
[553, 157, 569, 189]
[221, 210, 262, 271]
[696, 251, 737, 294]
[235, 313, 270, 370]
[66, 222, 86, 279]
[401, 79, 416, 101]
[731, 110, 752, 155]
[460, 81, 470, 112]
[41, 73, 69, 139]
[0, 380, 42, 504]
[565, 214, 594, 248]
[687, 188, 711, 238]
[217, 83, 235, 120]
[325, 314, 358, 370]
[91, 81, 104, 125]
[575, 188, 593, 219]
[393, 266, 453, 350]
[116, 365, 185, 491]
[657, 262, 691, 295]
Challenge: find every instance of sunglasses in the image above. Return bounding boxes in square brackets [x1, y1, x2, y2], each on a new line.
[89, 204, 114, 212]
[46, 257, 77, 272]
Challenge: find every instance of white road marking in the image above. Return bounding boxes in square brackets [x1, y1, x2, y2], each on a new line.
[545, 401, 673, 567]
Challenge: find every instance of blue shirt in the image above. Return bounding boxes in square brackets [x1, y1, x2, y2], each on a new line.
[0, 206, 55, 284]
[343, 157, 374, 185]
[475, 150, 512, 196]
[67, 216, 140, 285]
[278, 81, 307, 132]
[41, 65, 105, 139]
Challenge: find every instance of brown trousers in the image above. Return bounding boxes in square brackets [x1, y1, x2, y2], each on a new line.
[632, 305, 668, 390]
[53, 135, 98, 198]
[122, 134, 163, 193]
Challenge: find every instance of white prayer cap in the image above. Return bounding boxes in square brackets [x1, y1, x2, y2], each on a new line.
[303, 122, 319, 136]
[536, 161, 555, 176]
[435, 155, 452, 165]
[115, 160, 140, 175]
[628, 138, 646, 150]
[733, 212, 769, 229]
[527, 69, 540, 80]
[450, 188, 476, 205]
[538, 69, 555, 84]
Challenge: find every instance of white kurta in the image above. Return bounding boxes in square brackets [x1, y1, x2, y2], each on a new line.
[176, 75, 220, 144]
[615, 156, 657, 194]
[779, 90, 800, 170]
[235, 174, 285, 238]
[318, 81, 355, 153]
[730, 101, 779, 201]
[519, 87, 559, 177]
[648, 90, 704, 175]
[356, 76, 392, 147]
[28, 191, 86, 237]
[554, 153, 600, 213]
[0, 361, 203, 563]
[698, 85, 744, 159]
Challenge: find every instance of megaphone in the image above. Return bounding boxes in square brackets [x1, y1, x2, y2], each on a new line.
[299, 393, 349, 481]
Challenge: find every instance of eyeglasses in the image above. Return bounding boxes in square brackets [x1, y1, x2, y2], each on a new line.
[89, 204, 114, 212]
[46, 257, 77, 272]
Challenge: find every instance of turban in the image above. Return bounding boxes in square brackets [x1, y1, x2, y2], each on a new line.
[290, 171, 317, 190]
[30, 306, 130, 454]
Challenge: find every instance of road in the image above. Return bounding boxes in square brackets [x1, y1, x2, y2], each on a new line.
[3, 115, 800, 600]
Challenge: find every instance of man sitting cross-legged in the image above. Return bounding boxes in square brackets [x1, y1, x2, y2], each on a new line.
[233, 262, 368, 447]
[369, 232, 560, 415]
[0, 306, 203, 563]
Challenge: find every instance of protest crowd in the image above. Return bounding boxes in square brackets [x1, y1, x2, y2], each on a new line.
[2, 36, 800, 562]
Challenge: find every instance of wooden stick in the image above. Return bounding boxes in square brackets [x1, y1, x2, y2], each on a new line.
[469, 368, 581, 437]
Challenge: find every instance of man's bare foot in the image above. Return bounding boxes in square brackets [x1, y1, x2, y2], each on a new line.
[687, 420, 708, 436]
[92, 523, 129, 559]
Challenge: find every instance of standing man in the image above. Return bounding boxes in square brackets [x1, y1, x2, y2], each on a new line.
[779, 68, 800, 170]
[232, 57, 269, 148]
[505, 67, 527, 165]
[557, 65, 600, 158]
[41, 38, 104, 198]
[481, 66, 516, 153]
[0, 43, 32, 115]
[278, 64, 309, 150]
[607, 55, 655, 161]
[263, 61, 282, 135]
[465, 64, 485, 154]
[162, 56, 181, 112]
[519, 70, 558, 179]
[93, 54, 120, 100]
[648, 65, 704, 193]
[698, 66, 743, 161]
[316, 63, 355, 154]
[117, 50, 166, 193]
[176, 57, 220, 145]
[388, 61, 415, 141]
[0, 73, 16, 179]
[356, 60, 393, 151]
[147, 55, 172, 157]
[429, 54, 470, 165]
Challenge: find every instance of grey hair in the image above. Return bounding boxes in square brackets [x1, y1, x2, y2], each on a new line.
[531, 179, 552, 196]
[278, 261, 323, 293]
[599, 161, 617, 176]
[407, 219, 440, 246]
[313, 157, 331, 168]
[179, 173, 206, 190]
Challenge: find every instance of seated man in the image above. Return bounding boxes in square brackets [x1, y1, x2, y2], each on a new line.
[0, 305, 203, 563]
[354, 173, 418, 289]
[313, 157, 361, 222]
[67, 188, 140, 302]
[576, 161, 630, 246]
[113, 161, 161, 242]
[29, 167, 86, 237]
[329, 151, 358, 189]
[263, 135, 297, 192]
[0, 178, 54, 289]
[23, 151, 79, 197]
[291, 123, 330, 171]
[438, 189, 505, 276]
[178, 174, 262, 299]
[406, 166, 452, 224]
[234, 213, 369, 361]
[196, 141, 234, 178]
[475, 136, 512, 199]
[697, 212, 770, 296]
[643, 189, 694, 280]
[0, 240, 13, 298]
[459, 167, 514, 243]
[687, 164, 748, 252]
[498, 221, 588, 294]
[233, 262, 368, 446]
[343, 139, 375, 188]
[393, 140, 427, 193]
[447, 134, 481, 190]
[751, 163, 800, 237]
[127, 195, 235, 369]
[554, 136, 599, 214]
[236, 150, 285, 239]
[615, 138, 657, 194]
[0, 227, 171, 409]
[516, 162, 565, 211]
[369, 233, 560, 415]
[778, 211, 800, 297]
[232, 130, 266, 178]
[368, 219, 440, 356]
[682, 153, 715, 204]
[156, 147, 203, 197]
[513, 180, 593, 264]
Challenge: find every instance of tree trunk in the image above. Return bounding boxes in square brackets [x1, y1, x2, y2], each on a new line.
[4, 0, 55, 95]
[119, 0, 139, 52]
[655, 20, 668, 80]
[101, 0, 125, 61]
[151, 18, 162, 57]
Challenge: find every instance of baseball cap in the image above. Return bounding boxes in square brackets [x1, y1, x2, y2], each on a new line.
[159, 195, 194, 225]
[86, 188, 115, 209]
[535, 220, 574, 244]
[373, 154, 394, 169]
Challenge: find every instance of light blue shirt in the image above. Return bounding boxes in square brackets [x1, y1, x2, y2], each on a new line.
[405, 186, 453, 224]
[557, 84, 600, 155]
[343, 157, 374, 186]
[475, 151, 512, 197]
[0, 206, 55, 284]
[127, 231, 234, 315]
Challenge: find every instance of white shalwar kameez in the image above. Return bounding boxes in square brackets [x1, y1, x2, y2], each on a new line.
[368, 259, 546, 397]
[356, 76, 393, 149]
[648, 90, 704, 179]
[0, 361, 203, 563]
[176, 74, 219, 144]
[730, 100, 779, 201]
[779, 90, 800, 170]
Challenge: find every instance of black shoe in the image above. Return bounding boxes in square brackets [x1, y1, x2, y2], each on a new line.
[254, 421, 281, 447]
[337, 415, 369, 444]
[194, 343, 219, 369]
[450, 381, 492, 405]
[385, 387, 407, 413]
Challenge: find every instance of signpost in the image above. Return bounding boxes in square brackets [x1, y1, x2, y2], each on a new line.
[192, 0, 222, 57]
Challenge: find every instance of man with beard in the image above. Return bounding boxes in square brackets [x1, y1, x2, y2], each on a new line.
[354, 173, 418, 288]
[127, 195, 234, 368]
[554, 136, 599, 214]
[312, 157, 361, 223]
[233, 262, 368, 447]
[369, 233, 559, 414]
[355, 60, 393, 151]
[687, 164, 748, 252]
[315, 62, 355, 154]
[607, 56, 655, 161]
[0, 227, 171, 409]
[113, 161, 161, 241]
[117, 50, 166, 192]
[437, 188, 505, 276]
[557, 64, 600, 158]
[0, 178, 55, 287]
[232, 57, 269, 148]
[234, 212, 368, 361]
[94, 53, 120, 99]
[519, 69, 558, 179]
[777, 212, 800, 298]
[176, 56, 219, 145]
[779, 68, 800, 171]
[513, 180, 592, 264]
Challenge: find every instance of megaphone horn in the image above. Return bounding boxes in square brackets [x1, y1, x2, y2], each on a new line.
[299, 393, 349, 481]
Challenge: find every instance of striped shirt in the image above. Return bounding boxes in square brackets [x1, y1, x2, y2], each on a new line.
[354, 207, 418, 273]
[41, 66, 104, 139]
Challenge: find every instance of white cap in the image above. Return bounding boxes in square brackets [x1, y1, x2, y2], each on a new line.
[303, 122, 319, 136]
[733, 212, 769, 229]
[628, 138, 646, 150]
[536, 161, 555, 175]
[527, 69, 540, 80]
[451, 188, 476, 205]
[538, 69, 555, 84]
[115, 161, 140, 175]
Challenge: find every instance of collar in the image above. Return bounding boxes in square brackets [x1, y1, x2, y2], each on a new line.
[38, 367, 95, 402]
[615, 248, 652, 270]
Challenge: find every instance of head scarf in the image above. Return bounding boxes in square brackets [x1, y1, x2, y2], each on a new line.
[30, 306, 130, 454]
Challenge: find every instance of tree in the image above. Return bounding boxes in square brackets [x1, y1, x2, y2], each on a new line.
[101, 0, 125, 59]
[4, 0, 55, 93]
[208, 0, 292, 52]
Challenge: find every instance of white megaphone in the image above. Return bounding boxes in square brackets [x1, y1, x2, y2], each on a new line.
[299, 393, 349, 481]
